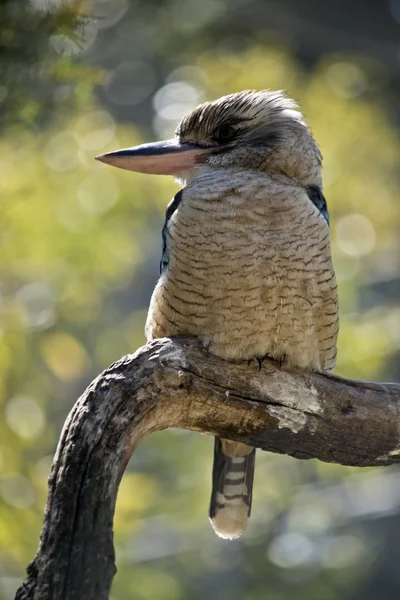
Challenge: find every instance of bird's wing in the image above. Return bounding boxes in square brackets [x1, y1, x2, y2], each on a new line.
[306, 185, 329, 225]
[160, 189, 183, 274]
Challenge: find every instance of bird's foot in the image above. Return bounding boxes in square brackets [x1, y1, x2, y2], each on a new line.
[247, 357, 264, 370]
[247, 355, 270, 371]
[277, 354, 287, 368]
[248, 353, 287, 371]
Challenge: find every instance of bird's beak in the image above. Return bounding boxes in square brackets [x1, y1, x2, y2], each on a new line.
[95, 139, 212, 175]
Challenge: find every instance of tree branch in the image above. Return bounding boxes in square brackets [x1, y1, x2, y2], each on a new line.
[15, 336, 400, 600]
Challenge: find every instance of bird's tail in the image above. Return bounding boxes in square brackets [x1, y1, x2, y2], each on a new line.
[209, 437, 256, 540]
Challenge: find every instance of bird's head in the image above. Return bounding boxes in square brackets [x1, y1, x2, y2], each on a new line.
[97, 90, 322, 188]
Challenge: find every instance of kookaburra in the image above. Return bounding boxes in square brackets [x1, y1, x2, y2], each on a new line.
[96, 90, 339, 540]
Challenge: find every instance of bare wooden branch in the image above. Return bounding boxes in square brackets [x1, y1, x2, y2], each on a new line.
[15, 336, 400, 600]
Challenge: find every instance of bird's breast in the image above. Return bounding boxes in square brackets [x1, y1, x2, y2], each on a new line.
[146, 172, 338, 371]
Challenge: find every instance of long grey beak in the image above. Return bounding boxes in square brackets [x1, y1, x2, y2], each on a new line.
[95, 139, 211, 175]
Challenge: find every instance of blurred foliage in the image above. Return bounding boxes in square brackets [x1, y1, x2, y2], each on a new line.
[0, 0, 102, 127]
[1, 2, 400, 600]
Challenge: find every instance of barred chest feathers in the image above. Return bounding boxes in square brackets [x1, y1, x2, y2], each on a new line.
[145, 168, 338, 372]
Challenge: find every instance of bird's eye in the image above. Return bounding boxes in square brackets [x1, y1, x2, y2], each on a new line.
[213, 124, 236, 144]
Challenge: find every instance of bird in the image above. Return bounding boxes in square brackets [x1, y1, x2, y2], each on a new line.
[96, 90, 339, 540]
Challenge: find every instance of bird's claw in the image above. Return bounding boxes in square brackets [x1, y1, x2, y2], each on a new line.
[277, 354, 287, 368]
[247, 356, 266, 371]
[248, 353, 287, 371]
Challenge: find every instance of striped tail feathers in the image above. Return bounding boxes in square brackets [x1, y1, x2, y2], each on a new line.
[209, 437, 256, 540]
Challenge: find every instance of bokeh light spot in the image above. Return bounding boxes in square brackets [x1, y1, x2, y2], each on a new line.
[325, 62, 367, 98]
[268, 532, 314, 568]
[40, 332, 90, 381]
[5, 395, 46, 440]
[336, 213, 376, 257]
[75, 110, 116, 150]
[153, 82, 202, 137]
[153, 82, 201, 120]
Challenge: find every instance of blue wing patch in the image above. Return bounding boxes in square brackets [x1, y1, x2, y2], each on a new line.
[160, 189, 183, 274]
[306, 185, 329, 226]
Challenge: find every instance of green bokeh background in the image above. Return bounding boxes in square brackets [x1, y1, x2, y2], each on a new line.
[1, 1, 400, 598]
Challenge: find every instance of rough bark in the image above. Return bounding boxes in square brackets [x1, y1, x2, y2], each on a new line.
[15, 336, 400, 600]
